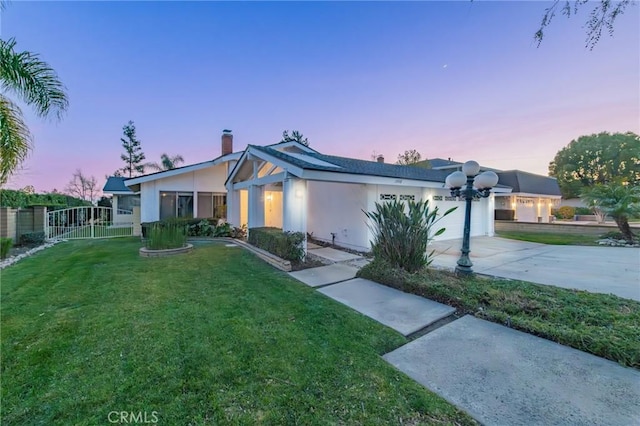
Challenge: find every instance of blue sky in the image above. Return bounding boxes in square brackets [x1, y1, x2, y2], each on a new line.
[2, 1, 639, 192]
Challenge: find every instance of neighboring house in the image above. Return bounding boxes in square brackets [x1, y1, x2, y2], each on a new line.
[494, 170, 562, 222]
[423, 158, 562, 223]
[102, 176, 139, 224]
[225, 143, 511, 252]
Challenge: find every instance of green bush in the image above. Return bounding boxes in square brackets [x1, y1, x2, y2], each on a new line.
[189, 219, 214, 237]
[213, 222, 232, 237]
[145, 223, 187, 250]
[20, 232, 45, 246]
[600, 230, 624, 240]
[0, 189, 90, 208]
[248, 227, 305, 262]
[230, 224, 247, 239]
[575, 207, 593, 215]
[142, 217, 219, 238]
[364, 199, 456, 273]
[1, 238, 12, 259]
[553, 206, 576, 219]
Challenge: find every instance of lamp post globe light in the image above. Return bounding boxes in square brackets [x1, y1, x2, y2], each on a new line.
[445, 161, 499, 276]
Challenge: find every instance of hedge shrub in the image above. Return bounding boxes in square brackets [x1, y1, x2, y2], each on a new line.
[141, 217, 218, 238]
[575, 207, 593, 215]
[553, 206, 576, 219]
[20, 232, 46, 246]
[248, 227, 305, 262]
[1, 238, 12, 259]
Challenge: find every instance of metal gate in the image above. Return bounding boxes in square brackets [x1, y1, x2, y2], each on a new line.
[46, 207, 133, 240]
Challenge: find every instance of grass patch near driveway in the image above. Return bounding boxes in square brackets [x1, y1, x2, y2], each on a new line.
[496, 231, 600, 245]
[358, 259, 640, 369]
[1, 239, 475, 425]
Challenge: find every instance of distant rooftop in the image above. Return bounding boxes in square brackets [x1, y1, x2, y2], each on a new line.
[102, 176, 133, 193]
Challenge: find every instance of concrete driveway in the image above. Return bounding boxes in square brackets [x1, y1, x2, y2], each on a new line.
[429, 236, 640, 301]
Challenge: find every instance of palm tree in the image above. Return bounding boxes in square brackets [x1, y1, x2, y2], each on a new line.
[581, 183, 640, 242]
[145, 153, 185, 172]
[0, 37, 68, 184]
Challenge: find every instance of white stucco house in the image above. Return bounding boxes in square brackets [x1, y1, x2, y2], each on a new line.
[223, 143, 513, 252]
[104, 131, 559, 252]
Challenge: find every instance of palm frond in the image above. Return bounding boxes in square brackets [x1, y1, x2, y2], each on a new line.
[0, 94, 32, 184]
[0, 38, 69, 120]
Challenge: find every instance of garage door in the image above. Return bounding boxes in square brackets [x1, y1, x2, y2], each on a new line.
[433, 195, 487, 240]
[516, 197, 537, 222]
[374, 187, 488, 241]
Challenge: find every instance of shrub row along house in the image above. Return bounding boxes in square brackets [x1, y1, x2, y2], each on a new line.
[103, 131, 561, 251]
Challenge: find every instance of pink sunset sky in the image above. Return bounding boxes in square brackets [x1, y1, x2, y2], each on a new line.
[2, 1, 639, 194]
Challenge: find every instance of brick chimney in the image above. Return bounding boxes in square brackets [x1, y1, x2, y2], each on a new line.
[376, 154, 384, 163]
[221, 129, 233, 156]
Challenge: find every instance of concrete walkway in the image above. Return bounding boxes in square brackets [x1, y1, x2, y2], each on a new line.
[429, 236, 640, 301]
[285, 245, 640, 425]
[318, 278, 455, 336]
[384, 315, 640, 425]
[289, 250, 454, 336]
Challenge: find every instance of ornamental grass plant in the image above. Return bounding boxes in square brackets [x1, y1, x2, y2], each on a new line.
[364, 200, 456, 273]
[145, 223, 187, 250]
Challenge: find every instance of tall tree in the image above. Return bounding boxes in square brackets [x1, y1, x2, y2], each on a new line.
[280, 130, 309, 146]
[145, 153, 185, 172]
[549, 132, 640, 198]
[581, 183, 640, 242]
[65, 169, 98, 203]
[535, 0, 635, 49]
[0, 37, 69, 184]
[396, 149, 423, 165]
[118, 121, 146, 177]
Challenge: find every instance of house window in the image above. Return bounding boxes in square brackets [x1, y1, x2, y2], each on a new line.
[159, 191, 193, 220]
[117, 195, 140, 212]
[197, 192, 227, 218]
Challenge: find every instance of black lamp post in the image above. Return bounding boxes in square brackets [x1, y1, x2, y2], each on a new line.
[445, 161, 499, 276]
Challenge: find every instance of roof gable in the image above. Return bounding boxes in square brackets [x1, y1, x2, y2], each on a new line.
[124, 151, 241, 186]
[246, 145, 452, 183]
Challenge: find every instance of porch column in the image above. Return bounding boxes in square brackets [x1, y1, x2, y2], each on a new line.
[247, 185, 265, 229]
[283, 177, 307, 253]
[226, 188, 240, 226]
[487, 194, 495, 236]
[132, 206, 142, 237]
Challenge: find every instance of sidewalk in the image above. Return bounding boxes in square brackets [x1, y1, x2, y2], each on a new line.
[287, 246, 640, 425]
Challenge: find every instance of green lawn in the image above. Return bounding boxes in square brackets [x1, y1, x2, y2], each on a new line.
[496, 231, 601, 245]
[358, 259, 640, 369]
[1, 239, 474, 425]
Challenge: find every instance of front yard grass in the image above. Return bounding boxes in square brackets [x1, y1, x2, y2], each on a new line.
[496, 231, 600, 245]
[358, 259, 640, 369]
[1, 239, 475, 425]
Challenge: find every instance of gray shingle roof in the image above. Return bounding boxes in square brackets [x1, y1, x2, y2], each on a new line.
[497, 171, 561, 196]
[250, 145, 452, 183]
[426, 158, 462, 168]
[103, 177, 133, 193]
